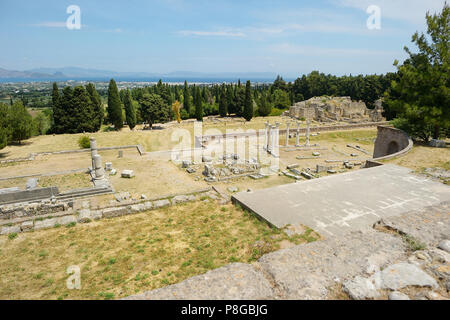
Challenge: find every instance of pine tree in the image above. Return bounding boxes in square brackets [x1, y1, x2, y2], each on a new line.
[124, 90, 137, 130]
[258, 92, 272, 117]
[195, 87, 203, 121]
[385, 3, 449, 140]
[243, 81, 253, 121]
[107, 79, 123, 130]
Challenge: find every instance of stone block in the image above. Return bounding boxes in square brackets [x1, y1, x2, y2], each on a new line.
[58, 215, 77, 226]
[121, 170, 135, 178]
[21, 220, 34, 231]
[429, 139, 446, 148]
[78, 209, 91, 223]
[102, 206, 129, 218]
[34, 218, 58, 230]
[1, 225, 21, 235]
[105, 162, 113, 171]
[26, 178, 38, 190]
[171, 195, 189, 204]
[154, 199, 171, 209]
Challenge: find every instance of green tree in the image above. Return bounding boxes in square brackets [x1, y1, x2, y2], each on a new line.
[183, 81, 191, 116]
[8, 101, 32, 144]
[51, 82, 63, 133]
[124, 90, 137, 130]
[195, 87, 203, 121]
[258, 92, 272, 116]
[243, 80, 253, 121]
[385, 3, 449, 140]
[32, 111, 51, 136]
[218, 85, 228, 117]
[139, 93, 171, 129]
[107, 79, 123, 130]
[0, 103, 10, 149]
[86, 83, 103, 131]
[272, 89, 291, 109]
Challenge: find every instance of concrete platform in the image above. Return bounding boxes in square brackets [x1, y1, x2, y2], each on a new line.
[232, 165, 450, 237]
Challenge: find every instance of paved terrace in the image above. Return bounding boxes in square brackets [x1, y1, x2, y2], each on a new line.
[232, 164, 450, 237]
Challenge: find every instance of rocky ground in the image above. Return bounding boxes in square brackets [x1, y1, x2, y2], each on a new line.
[125, 201, 450, 300]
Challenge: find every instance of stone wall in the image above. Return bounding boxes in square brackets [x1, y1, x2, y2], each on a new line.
[373, 126, 413, 160]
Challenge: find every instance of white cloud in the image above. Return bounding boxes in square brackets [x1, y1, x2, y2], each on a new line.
[178, 30, 246, 37]
[335, 0, 446, 24]
[33, 22, 67, 28]
[270, 43, 398, 56]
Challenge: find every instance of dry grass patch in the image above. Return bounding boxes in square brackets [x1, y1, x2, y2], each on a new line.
[0, 200, 318, 300]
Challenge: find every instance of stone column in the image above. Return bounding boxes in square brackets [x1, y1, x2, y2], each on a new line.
[285, 122, 290, 147]
[267, 125, 272, 153]
[90, 138, 98, 171]
[296, 122, 300, 146]
[263, 122, 269, 150]
[93, 154, 105, 180]
[274, 123, 280, 151]
[306, 120, 311, 146]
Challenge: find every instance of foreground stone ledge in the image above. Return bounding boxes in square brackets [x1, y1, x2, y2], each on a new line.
[123, 263, 275, 300]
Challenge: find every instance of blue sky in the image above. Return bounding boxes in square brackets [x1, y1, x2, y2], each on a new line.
[0, 0, 446, 77]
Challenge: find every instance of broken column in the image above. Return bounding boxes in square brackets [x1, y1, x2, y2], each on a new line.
[93, 154, 105, 180]
[90, 137, 98, 170]
[285, 122, 290, 147]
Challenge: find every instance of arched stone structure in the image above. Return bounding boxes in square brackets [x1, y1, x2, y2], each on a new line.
[373, 126, 413, 160]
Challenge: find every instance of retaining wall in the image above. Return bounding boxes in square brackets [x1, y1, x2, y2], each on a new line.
[372, 126, 413, 161]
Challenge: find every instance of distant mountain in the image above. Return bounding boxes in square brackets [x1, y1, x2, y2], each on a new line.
[0, 67, 58, 79]
[0, 66, 278, 82]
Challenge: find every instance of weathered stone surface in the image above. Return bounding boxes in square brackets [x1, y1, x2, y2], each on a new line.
[172, 195, 189, 205]
[21, 220, 34, 231]
[429, 139, 446, 148]
[182, 160, 192, 168]
[102, 207, 129, 218]
[228, 187, 239, 193]
[372, 263, 438, 290]
[58, 215, 76, 226]
[123, 263, 275, 300]
[143, 202, 153, 210]
[258, 229, 406, 299]
[78, 209, 92, 223]
[1, 225, 21, 235]
[91, 210, 102, 220]
[154, 199, 171, 209]
[438, 240, 450, 253]
[26, 178, 38, 190]
[389, 291, 410, 300]
[34, 218, 58, 230]
[343, 276, 380, 300]
[202, 155, 213, 163]
[379, 201, 450, 247]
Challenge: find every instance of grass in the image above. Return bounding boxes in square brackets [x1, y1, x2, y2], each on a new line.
[0, 200, 319, 300]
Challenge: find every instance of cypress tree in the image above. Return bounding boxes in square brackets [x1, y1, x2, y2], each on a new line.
[72, 86, 95, 133]
[219, 85, 227, 117]
[195, 87, 203, 121]
[0, 103, 9, 149]
[124, 90, 137, 130]
[51, 82, 63, 133]
[86, 83, 103, 132]
[107, 79, 123, 130]
[243, 81, 253, 121]
[183, 81, 191, 116]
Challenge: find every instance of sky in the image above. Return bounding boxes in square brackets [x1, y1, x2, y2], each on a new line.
[0, 0, 446, 78]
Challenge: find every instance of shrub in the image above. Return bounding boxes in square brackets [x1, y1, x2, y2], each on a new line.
[8, 232, 18, 240]
[78, 136, 91, 149]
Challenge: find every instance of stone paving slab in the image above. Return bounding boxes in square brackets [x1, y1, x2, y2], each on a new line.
[232, 165, 450, 237]
[124, 263, 275, 300]
[378, 201, 450, 247]
[257, 229, 407, 299]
